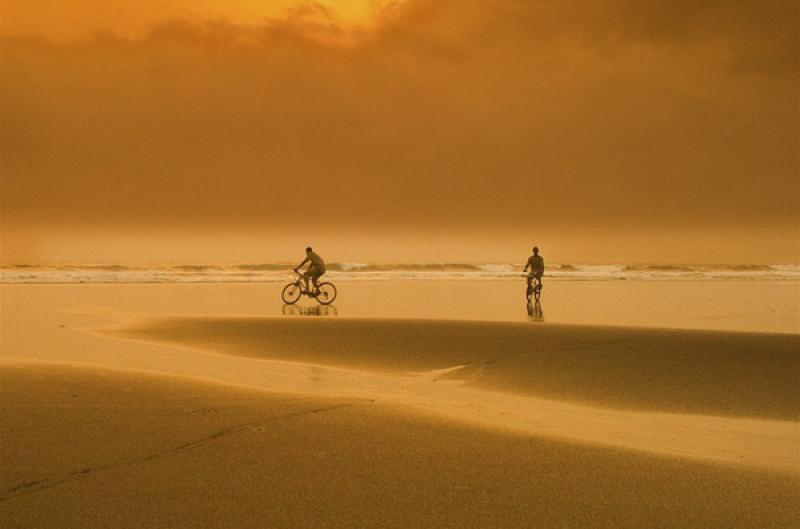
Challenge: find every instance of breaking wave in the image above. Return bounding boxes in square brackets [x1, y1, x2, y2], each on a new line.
[1, 262, 798, 284]
[623, 265, 696, 272]
[236, 264, 287, 271]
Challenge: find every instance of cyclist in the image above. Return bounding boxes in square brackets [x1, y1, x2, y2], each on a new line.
[523, 246, 544, 293]
[295, 246, 326, 296]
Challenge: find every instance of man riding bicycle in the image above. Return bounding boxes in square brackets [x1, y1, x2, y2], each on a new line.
[295, 246, 326, 296]
[524, 246, 544, 292]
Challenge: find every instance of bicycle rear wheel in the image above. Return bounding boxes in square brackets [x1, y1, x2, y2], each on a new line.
[281, 282, 302, 305]
[315, 282, 337, 305]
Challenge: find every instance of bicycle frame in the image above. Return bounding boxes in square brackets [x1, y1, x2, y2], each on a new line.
[293, 271, 313, 296]
[294, 270, 328, 295]
[524, 274, 542, 302]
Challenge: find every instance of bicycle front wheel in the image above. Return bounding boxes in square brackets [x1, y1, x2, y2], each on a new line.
[281, 282, 302, 305]
[315, 282, 337, 305]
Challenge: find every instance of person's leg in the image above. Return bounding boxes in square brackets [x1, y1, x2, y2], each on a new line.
[302, 271, 311, 292]
[312, 271, 324, 293]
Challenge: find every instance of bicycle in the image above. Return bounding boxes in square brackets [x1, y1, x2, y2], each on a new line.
[281, 271, 337, 306]
[525, 276, 542, 303]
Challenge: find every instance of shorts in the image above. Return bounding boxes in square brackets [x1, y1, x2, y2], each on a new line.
[304, 268, 325, 279]
[527, 272, 543, 280]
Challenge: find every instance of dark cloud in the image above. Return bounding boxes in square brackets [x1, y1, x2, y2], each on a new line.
[378, 0, 798, 75]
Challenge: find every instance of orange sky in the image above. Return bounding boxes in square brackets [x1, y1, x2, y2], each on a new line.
[1, 0, 798, 263]
[1, 1, 391, 42]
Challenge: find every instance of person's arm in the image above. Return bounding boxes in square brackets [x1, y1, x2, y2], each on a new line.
[294, 257, 309, 272]
[523, 257, 530, 272]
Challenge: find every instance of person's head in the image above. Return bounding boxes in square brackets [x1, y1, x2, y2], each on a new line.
[533, 246, 539, 255]
[306, 246, 313, 254]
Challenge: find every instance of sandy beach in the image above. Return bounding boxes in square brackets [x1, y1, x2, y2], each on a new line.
[2, 361, 798, 529]
[4, 1, 799, 525]
[1, 283, 799, 527]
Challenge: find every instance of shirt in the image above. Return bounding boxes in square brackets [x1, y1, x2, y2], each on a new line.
[526, 255, 544, 274]
[306, 252, 326, 272]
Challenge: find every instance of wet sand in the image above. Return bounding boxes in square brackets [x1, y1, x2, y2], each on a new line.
[1, 280, 797, 333]
[1, 283, 799, 527]
[121, 317, 800, 419]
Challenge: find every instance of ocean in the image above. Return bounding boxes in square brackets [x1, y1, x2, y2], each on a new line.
[2, 263, 798, 284]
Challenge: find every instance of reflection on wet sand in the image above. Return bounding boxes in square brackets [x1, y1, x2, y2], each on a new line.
[282, 304, 338, 317]
[527, 300, 544, 322]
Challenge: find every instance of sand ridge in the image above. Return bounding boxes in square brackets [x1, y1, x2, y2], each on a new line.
[118, 316, 800, 419]
[109, 317, 800, 474]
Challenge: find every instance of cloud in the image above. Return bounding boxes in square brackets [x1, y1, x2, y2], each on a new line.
[1, 0, 797, 238]
[377, 0, 798, 75]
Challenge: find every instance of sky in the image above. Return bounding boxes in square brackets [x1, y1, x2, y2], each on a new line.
[1, 0, 798, 264]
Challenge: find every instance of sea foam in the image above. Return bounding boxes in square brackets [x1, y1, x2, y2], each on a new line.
[1, 263, 798, 284]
